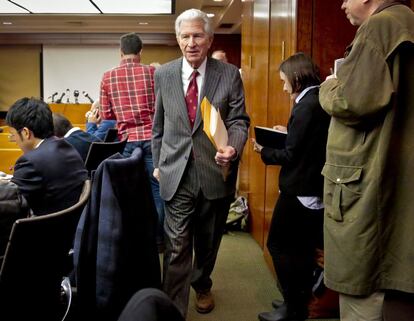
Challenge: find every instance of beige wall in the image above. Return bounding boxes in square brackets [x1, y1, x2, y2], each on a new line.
[141, 44, 181, 65]
[0, 45, 41, 111]
[0, 44, 181, 112]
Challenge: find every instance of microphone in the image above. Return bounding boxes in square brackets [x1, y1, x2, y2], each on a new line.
[73, 90, 80, 104]
[56, 92, 65, 104]
[82, 91, 94, 104]
[66, 89, 70, 103]
[51, 92, 58, 103]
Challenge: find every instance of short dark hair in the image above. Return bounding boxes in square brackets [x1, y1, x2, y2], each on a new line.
[6, 97, 54, 139]
[279, 52, 321, 94]
[120, 33, 143, 55]
[52, 113, 73, 137]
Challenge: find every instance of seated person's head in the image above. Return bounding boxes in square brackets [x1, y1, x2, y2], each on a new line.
[212, 50, 228, 63]
[6, 97, 54, 153]
[52, 113, 73, 138]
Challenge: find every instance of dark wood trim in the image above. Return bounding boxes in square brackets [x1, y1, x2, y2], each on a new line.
[296, 0, 312, 55]
[0, 33, 178, 46]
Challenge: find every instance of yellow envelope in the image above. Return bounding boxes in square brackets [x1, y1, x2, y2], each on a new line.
[201, 97, 230, 181]
[200, 97, 228, 150]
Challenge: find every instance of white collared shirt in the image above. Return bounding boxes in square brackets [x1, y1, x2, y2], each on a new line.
[35, 139, 44, 149]
[295, 85, 319, 104]
[64, 127, 81, 138]
[182, 57, 207, 106]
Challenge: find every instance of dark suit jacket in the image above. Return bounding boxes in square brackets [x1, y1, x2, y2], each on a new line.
[74, 149, 160, 321]
[11, 137, 88, 216]
[65, 129, 102, 161]
[152, 57, 250, 201]
[261, 87, 330, 196]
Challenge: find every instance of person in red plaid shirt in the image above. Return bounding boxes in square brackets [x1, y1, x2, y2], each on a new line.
[100, 32, 164, 250]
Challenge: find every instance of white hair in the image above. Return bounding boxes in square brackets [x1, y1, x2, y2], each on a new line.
[175, 8, 214, 38]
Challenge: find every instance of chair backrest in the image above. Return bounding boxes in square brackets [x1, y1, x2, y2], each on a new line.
[103, 128, 118, 142]
[0, 180, 91, 321]
[84, 140, 127, 173]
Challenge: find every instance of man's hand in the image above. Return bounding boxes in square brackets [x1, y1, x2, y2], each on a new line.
[325, 74, 336, 81]
[272, 125, 287, 133]
[214, 146, 236, 167]
[153, 168, 160, 181]
[87, 108, 101, 124]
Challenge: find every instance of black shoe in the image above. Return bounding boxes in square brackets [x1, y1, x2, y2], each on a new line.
[271, 299, 284, 309]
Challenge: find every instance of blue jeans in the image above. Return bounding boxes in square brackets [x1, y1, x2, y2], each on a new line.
[123, 140, 165, 245]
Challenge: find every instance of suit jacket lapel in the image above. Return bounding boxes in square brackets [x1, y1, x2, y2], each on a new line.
[193, 58, 221, 134]
[168, 58, 192, 133]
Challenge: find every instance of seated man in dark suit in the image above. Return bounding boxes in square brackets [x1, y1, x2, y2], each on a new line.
[6, 97, 88, 216]
[53, 113, 101, 161]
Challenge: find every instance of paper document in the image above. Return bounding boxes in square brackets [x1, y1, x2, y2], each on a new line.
[334, 58, 345, 77]
[201, 97, 229, 181]
[0, 171, 12, 180]
[201, 97, 228, 150]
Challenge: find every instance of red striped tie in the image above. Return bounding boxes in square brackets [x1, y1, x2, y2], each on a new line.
[185, 70, 199, 128]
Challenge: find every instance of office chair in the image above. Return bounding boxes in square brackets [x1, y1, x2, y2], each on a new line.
[0, 180, 91, 321]
[118, 288, 184, 321]
[84, 140, 127, 173]
[103, 128, 119, 142]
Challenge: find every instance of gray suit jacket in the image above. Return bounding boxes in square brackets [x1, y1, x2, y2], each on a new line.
[152, 57, 250, 201]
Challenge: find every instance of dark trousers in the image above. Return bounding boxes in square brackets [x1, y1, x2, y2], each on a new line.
[162, 161, 233, 317]
[267, 192, 324, 318]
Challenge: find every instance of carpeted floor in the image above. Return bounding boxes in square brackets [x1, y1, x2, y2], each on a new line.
[187, 231, 340, 321]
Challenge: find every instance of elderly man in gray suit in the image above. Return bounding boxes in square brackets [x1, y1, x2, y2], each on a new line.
[152, 8, 250, 318]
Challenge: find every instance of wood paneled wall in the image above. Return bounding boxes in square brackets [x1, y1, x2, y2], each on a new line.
[239, 0, 358, 270]
[0, 45, 42, 112]
[210, 34, 242, 67]
[298, 0, 356, 78]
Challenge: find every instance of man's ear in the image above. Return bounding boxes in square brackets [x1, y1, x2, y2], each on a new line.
[21, 127, 31, 140]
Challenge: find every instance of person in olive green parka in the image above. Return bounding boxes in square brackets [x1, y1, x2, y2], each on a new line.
[319, 0, 414, 320]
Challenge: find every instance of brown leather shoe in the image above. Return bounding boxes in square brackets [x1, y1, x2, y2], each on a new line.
[195, 290, 215, 313]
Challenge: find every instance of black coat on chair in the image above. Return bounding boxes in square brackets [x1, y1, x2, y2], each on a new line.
[74, 148, 161, 321]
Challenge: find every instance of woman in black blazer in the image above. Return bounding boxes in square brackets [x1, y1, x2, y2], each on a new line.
[253, 53, 330, 321]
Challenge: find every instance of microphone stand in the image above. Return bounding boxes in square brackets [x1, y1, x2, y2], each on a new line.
[56, 92, 65, 104]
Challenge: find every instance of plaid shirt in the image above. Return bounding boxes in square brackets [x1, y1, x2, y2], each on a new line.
[100, 57, 156, 142]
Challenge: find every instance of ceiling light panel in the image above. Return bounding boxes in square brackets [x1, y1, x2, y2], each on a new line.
[4, 0, 100, 14]
[0, 0, 29, 13]
[93, 0, 173, 14]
